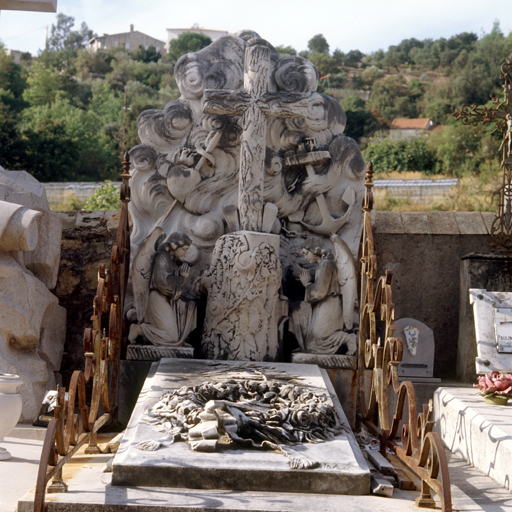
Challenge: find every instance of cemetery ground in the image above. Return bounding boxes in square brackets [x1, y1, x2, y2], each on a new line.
[3, 422, 512, 512]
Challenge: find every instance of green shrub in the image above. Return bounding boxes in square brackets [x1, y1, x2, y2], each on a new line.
[364, 135, 438, 174]
[83, 181, 121, 210]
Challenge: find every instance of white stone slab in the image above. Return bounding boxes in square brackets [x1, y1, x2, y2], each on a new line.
[395, 318, 434, 378]
[434, 386, 512, 491]
[113, 358, 370, 495]
[469, 289, 512, 374]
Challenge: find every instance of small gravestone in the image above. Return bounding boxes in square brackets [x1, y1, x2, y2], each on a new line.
[470, 288, 512, 374]
[394, 318, 435, 378]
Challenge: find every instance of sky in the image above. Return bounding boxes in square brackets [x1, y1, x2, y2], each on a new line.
[0, 0, 511, 56]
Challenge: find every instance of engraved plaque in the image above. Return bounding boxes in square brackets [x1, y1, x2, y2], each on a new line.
[494, 308, 512, 353]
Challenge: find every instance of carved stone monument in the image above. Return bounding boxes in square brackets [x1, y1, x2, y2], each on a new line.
[0, 167, 66, 421]
[125, 31, 366, 361]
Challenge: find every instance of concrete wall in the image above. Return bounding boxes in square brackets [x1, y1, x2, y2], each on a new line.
[373, 211, 494, 380]
[52, 210, 497, 383]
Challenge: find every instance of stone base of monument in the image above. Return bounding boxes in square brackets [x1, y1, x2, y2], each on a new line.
[291, 353, 357, 428]
[126, 345, 194, 361]
[112, 358, 370, 495]
[434, 386, 512, 491]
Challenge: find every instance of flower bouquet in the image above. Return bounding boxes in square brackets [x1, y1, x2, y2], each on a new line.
[474, 371, 512, 405]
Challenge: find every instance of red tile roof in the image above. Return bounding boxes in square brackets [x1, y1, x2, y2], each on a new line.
[390, 118, 432, 130]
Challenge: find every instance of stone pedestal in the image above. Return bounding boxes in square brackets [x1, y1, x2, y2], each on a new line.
[457, 253, 512, 383]
[202, 232, 285, 361]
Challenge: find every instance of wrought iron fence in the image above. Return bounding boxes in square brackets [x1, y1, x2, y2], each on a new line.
[357, 161, 452, 512]
[33, 154, 131, 512]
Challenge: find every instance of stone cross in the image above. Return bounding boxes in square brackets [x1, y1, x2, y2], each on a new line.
[203, 39, 311, 232]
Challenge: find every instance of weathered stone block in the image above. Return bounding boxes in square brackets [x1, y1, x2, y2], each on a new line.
[0, 168, 65, 421]
[374, 211, 404, 234]
[427, 211, 459, 235]
[455, 212, 487, 235]
[401, 212, 432, 234]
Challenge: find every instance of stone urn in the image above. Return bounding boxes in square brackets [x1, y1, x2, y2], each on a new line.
[0, 373, 22, 460]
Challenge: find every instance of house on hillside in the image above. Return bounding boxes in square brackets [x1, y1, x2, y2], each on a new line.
[5, 49, 22, 64]
[165, 27, 229, 52]
[88, 25, 165, 54]
[389, 118, 433, 139]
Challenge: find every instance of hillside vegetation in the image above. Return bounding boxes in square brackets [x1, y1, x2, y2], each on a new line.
[0, 14, 511, 194]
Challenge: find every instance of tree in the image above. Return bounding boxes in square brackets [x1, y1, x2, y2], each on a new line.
[167, 32, 212, 64]
[74, 49, 113, 79]
[345, 50, 365, 68]
[131, 45, 161, 63]
[308, 34, 329, 54]
[48, 13, 95, 53]
[370, 75, 414, 123]
[341, 96, 379, 142]
[361, 66, 384, 88]
[0, 47, 26, 112]
[364, 135, 437, 174]
[275, 45, 297, 57]
[23, 60, 63, 106]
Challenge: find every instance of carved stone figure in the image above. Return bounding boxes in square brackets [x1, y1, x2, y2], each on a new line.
[289, 236, 357, 355]
[128, 232, 196, 347]
[126, 31, 366, 361]
[201, 232, 283, 360]
[0, 168, 66, 421]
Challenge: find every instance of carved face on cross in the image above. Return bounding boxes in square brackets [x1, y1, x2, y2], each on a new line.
[202, 39, 313, 233]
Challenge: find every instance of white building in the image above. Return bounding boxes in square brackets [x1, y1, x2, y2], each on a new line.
[88, 25, 165, 54]
[5, 49, 22, 64]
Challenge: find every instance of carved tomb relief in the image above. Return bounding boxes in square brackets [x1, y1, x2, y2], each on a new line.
[126, 31, 366, 360]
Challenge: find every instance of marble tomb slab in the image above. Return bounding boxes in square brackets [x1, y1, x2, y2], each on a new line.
[470, 289, 512, 374]
[434, 386, 512, 491]
[112, 358, 370, 495]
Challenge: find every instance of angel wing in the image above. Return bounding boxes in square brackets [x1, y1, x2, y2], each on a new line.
[131, 227, 164, 322]
[331, 234, 357, 330]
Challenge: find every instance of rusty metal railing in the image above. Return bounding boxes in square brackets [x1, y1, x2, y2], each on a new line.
[357, 162, 452, 511]
[33, 154, 131, 512]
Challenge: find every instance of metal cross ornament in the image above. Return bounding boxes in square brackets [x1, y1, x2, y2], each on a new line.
[452, 54, 512, 251]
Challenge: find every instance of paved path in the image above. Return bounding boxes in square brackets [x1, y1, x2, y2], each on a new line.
[4, 426, 512, 512]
